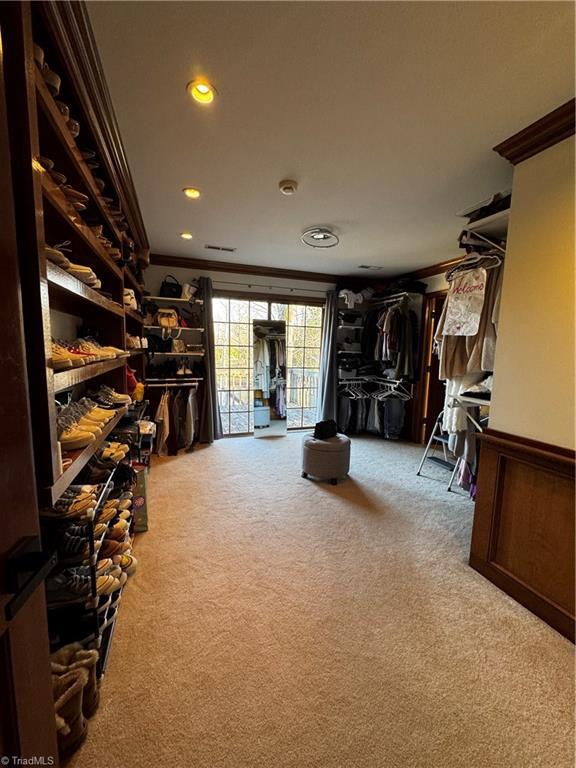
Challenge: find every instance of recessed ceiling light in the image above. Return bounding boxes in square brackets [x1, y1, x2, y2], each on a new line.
[187, 78, 216, 104]
[180, 232, 193, 240]
[301, 227, 339, 248]
[183, 187, 201, 199]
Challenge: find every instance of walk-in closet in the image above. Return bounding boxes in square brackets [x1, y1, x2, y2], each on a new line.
[1, 2, 574, 767]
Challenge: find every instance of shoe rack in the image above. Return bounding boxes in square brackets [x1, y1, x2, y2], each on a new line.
[2, 1, 148, 504]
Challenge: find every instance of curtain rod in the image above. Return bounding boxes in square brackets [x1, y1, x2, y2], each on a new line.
[214, 279, 328, 294]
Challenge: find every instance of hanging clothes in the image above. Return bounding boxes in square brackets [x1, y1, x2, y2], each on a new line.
[154, 391, 171, 456]
[253, 338, 270, 396]
[435, 260, 503, 380]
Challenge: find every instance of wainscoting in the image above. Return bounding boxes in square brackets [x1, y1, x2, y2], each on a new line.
[470, 429, 575, 641]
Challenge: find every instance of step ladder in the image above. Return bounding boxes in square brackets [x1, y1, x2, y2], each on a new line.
[416, 410, 461, 491]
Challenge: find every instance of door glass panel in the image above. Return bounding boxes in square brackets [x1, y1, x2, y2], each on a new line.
[213, 298, 323, 434]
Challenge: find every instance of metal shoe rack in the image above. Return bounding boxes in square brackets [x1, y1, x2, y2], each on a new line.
[41, 469, 129, 676]
[3, 1, 149, 685]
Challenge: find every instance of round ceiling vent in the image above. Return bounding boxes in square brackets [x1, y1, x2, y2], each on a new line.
[279, 179, 298, 195]
[301, 227, 339, 248]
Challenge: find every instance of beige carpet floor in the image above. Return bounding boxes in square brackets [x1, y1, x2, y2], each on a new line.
[70, 435, 574, 768]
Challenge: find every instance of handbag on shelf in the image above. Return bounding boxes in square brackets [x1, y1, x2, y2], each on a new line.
[142, 301, 158, 325]
[172, 339, 187, 353]
[181, 282, 197, 301]
[157, 308, 179, 329]
[159, 274, 182, 299]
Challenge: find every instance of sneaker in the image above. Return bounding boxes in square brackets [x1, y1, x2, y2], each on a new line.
[66, 263, 98, 286]
[95, 558, 113, 576]
[46, 246, 70, 269]
[112, 554, 137, 575]
[46, 568, 92, 604]
[52, 341, 86, 369]
[99, 386, 132, 404]
[58, 425, 96, 452]
[84, 339, 130, 359]
[74, 339, 113, 361]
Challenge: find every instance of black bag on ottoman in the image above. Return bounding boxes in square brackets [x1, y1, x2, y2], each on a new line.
[313, 419, 338, 440]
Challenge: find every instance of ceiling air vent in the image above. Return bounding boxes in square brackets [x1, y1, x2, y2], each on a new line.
[205, 244, 237, 253]
[358, 265, 385, 270]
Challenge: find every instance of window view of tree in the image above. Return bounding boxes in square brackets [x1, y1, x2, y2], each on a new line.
[213, 298, 323, 435]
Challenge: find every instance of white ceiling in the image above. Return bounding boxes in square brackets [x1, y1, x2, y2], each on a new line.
[88, 1, 574, 277]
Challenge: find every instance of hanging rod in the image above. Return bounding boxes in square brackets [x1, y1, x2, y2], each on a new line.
[213, 280, 328, 294]
[146, 383, 200, 389]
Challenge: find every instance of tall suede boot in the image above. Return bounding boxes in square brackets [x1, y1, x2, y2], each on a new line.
[52, 668, 89, 756]
[51, 642, 100, 717]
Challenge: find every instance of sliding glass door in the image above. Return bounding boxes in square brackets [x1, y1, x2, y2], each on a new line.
[212, 297, 323, 435]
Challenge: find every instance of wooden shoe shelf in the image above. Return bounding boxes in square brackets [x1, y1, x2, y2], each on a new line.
[1, 0, 149, 739]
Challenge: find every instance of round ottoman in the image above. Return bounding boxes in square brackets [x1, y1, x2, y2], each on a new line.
[301, 433, 351, 485]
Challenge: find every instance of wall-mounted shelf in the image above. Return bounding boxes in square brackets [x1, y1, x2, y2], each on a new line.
[145, 295, 203, 305]
[53, 358, 126, 394]
[144, 326, 204, 332]
[150, 352, 205, 357]
[47, 262, 124, 318]
[464, 209, 509, 239]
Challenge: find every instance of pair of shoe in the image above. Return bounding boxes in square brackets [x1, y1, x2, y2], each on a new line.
[88, 385, 132, 408]
[46, 241, 102, 288]
[57, 401, 116, 451]
[52, 486, 102, 518]
[125, 334, 148, 349]
[99, 441, 130, 463]
[75, 338, 129, 362]
[177, 361, 193, 376]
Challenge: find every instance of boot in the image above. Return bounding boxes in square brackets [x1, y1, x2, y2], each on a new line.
[51, 642, 100, 717]
[52, 668, 89, 756]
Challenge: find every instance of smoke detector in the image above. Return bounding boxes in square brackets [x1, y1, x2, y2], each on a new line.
[279, 179, 298, 196]
[301, 227, 339, 248]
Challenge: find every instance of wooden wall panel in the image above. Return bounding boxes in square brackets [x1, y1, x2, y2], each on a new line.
[470, 430, 575, 641]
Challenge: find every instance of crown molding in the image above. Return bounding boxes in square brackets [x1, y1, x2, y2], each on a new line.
[493, 99, 575, 165]
[398, 258, 461, 280]
[150, 253, 339, 283]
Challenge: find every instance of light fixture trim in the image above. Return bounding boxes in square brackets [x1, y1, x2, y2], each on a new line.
[187, 78, 216, 105]
[183, 187, 201, 199]
[301, 227, 339, 248]
[180, 231, 193, 240]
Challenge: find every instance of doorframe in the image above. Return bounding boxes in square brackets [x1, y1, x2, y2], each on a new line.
[414, 290, 447, 444]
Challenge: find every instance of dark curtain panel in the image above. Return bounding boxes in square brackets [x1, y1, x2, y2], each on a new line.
[198, 277, 223, 442]
[316, 290, 339, 421]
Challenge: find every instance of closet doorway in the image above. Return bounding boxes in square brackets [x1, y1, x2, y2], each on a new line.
[212, 294, 324, 435]
[417, 291, 447, 443]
